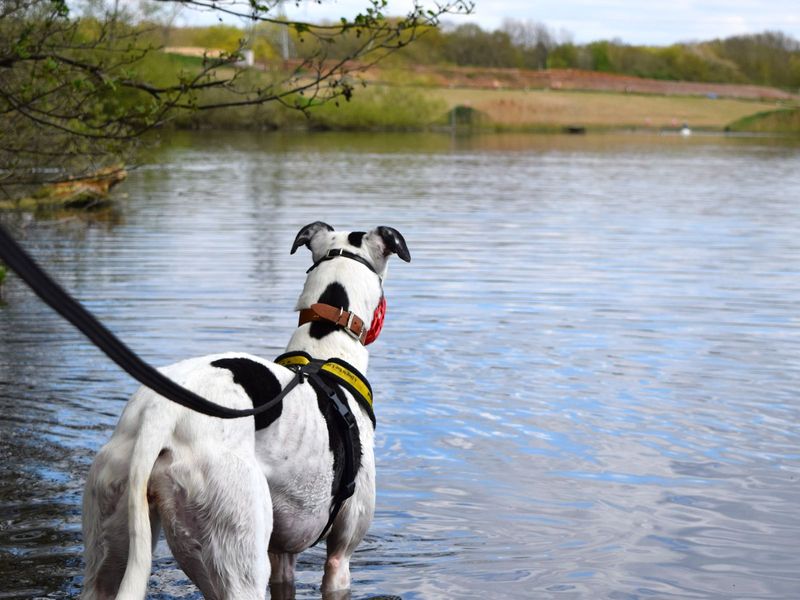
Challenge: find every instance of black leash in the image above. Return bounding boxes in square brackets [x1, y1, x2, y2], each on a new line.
[0, 222, 299, 420]
[2, 223, 363, 543]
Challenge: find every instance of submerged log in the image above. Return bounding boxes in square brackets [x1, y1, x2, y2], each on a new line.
[0, 166, 127, 211]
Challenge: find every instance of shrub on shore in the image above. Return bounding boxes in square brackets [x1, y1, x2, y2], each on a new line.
[167, 77, 446, 131]
[305, 85, 447, 130]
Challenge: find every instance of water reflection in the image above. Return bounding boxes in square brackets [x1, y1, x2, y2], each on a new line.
[1, 131, 799, 599]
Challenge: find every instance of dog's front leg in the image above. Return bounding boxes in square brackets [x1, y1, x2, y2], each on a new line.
[321, 495, 375, 595]
[322, 552, 353, 597]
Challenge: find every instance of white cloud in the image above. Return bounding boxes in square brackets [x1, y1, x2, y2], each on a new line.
[454, 0, 800, 44]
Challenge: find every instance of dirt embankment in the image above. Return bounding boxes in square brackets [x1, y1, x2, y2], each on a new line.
[378, 65, 799, 102]
[258, 58, 800, 102]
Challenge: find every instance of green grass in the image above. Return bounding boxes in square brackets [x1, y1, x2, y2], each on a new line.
[726, 108, 800, 134]
[167, 78, 447, 131]
[168, 76, 781, 133]
[305, 85, 446, 130]
[169, 81, 788, 132]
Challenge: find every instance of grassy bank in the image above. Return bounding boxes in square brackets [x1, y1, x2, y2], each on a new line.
[139, 49, 793, 133]
[425, 87, 787, 131]
[171, 82, 446, 131]
[164, 73, 786, 133]
[726, 108, 800, 134]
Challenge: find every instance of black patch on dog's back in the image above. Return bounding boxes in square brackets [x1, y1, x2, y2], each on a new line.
[312, 383, 362, 498]
[347, 231, 366, 248]
[211, 357, 283, 430]
[310, 282, 349, 339]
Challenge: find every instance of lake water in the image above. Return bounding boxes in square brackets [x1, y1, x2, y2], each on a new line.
[1, 131, 799, 599]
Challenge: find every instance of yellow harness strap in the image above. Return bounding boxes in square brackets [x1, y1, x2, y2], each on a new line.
[275, 352, 373, 409]
[320, 362, 372, 408]
[276, 353, 312, 368]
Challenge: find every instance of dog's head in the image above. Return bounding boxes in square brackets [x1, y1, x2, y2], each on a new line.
[289, 222, 410, 355]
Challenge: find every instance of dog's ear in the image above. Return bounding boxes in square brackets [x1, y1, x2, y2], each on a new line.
[376, 226, 411, 262]
[291, 222, 334, 254]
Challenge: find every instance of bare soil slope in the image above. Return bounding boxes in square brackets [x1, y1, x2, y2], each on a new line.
[394, 66, 799, 102]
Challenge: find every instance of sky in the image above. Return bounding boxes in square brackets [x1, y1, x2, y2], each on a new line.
[172, 0, 800, 46]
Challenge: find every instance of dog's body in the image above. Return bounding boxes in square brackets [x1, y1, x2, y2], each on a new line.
[81, 223, 410, 600]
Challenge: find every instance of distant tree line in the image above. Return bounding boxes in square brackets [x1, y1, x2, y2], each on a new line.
[287, 19, 800, 90]
[158, 19, 800, 91]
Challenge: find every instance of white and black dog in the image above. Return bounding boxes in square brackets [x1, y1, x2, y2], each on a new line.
[81, 222, 410, 599]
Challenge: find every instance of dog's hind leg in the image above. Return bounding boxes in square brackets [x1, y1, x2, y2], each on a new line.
[268, 551, 297, 583]
[152, 448, 272, 600]
[268, 552, 297, 599]
[82, 442, 158, 600]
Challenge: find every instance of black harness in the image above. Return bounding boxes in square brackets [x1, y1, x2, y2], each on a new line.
[274, 351, 375, 546]
[215, 351, 375, 546]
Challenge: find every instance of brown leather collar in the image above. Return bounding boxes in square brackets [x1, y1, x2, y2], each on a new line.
[298, 303, 367, 344]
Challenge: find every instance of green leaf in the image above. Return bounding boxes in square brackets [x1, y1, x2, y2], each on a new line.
[50, 0, 69, 17]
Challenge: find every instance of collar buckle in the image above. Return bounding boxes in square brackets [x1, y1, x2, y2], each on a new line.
[343, 312, 364, 342]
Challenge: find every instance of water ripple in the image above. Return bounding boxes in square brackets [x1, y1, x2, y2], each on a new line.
[1, 132, 799, 599]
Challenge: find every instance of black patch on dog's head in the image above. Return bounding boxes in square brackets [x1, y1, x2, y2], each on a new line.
[310, 282, 349, 339]
[211, 357, 283, 430]
[347, 231, 366, 248]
